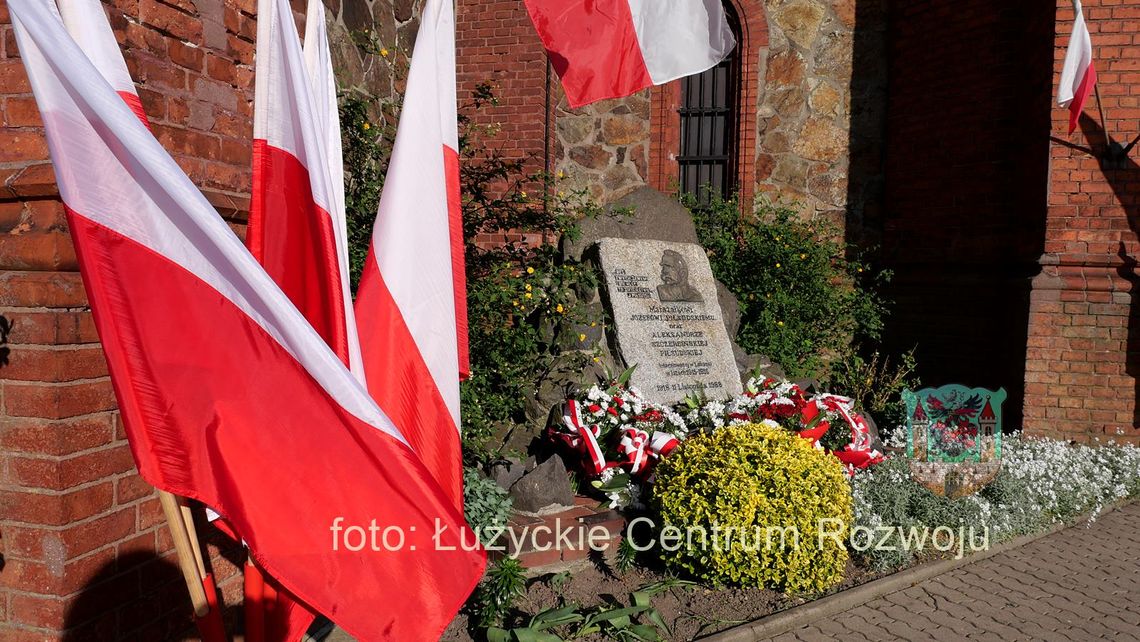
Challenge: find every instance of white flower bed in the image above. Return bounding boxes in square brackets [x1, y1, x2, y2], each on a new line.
[851, 434, 1140, 569]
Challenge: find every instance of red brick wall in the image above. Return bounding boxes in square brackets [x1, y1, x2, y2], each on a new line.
[879, 0, 1055, 431]
[1022, 0, 1140, 444]
[454, 0, 551, 248]
[454, 0, 550, 170]
[0, 0, 253, 637]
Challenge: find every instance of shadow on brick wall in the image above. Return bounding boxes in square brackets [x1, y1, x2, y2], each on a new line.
[843, 0, 887, 250]
[61, 537, 244, 641]
[0, 314, 10, 367]
[870, 2, 1055, 430]
[1076, 114, 1140, 430]
[60, 552, 190, 640]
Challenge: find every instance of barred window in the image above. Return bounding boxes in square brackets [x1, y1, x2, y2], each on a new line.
[678, 3, 741, 204]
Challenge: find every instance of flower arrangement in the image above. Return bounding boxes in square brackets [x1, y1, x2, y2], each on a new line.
[548, 371, 884, 507]
[545, 368, 687, 506]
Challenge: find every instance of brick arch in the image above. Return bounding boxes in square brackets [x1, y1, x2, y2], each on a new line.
[647, 0, 768, 208]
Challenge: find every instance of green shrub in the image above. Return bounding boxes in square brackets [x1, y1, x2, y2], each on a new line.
[689, 193, 889, 380]
[463, 467, 513, 544]
[825, 349, 919, 435]
[653, 422, 852, 593]
[339, 95, 393, 289]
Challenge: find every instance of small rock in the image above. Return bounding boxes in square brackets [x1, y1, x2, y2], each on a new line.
[569, 144, 613, 170]
[490, 457, 529, 491]
[793, 118, 847, 163]
[776, 0, 826, 49]
[716, 279, 741, 339]
[734, 343, 761, 378]
[600, 115, 648, 146]
[766, 50, 805, 87]
[509, 456, 575, 512]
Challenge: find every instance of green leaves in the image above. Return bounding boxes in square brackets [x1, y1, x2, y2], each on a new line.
[605, 365, 637, 395]
[590, 470, 631, 493]
[463, 467, 513, 545]
[473, 557, 527, 628]
[688, 193, 890, 382]
[485, 590, 674, 642]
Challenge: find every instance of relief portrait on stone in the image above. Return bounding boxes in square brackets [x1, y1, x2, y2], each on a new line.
[657, 249, 703, 303]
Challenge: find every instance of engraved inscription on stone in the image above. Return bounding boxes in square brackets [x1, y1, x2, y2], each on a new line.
[597, 238, 743, 405]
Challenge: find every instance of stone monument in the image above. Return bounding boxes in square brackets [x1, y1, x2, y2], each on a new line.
[596, 237, 744, 405]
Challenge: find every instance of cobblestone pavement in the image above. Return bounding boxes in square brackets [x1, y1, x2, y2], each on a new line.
[775, 502, 1140, 641]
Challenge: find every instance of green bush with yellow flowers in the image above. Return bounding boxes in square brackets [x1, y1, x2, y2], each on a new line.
[652, 422, 853, 594]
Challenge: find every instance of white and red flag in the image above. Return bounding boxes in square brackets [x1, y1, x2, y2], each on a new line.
[8, 1, 485, 640]
[53, 0, 148, 123]
[302, 0, 345, 232]
[1059, 0, 1097, 134]
[523, 0, 736, 108]
[248, 0, 363, 380]
[354, 0, 467, 508]
[249, 1, 364, 637]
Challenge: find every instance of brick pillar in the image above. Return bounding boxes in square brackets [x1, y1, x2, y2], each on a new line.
[1023, 0, 1140, 445]
[1, 0, 256, 637]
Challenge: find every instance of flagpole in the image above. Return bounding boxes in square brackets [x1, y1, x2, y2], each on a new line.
[1095, 81, 1110, 148]
[180, 501, 208, 579]
[158, 490, 210, 618]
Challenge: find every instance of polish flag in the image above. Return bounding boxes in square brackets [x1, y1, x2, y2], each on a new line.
[1059, 0, 1097, 135]
[355, 0, 466, 508]
[8, 2, 485, 641]
[302, 0, 344, 233]
[54, 0, 148, 123]
[523, 0, 736, 108]
[248, 0, 363, 380]
[251, 1, 361, 637]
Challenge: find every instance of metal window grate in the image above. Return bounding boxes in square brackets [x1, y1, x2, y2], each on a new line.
[678, 4, 741, 205]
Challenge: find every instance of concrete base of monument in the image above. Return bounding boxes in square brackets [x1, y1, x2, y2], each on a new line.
[492, 495, 628, 570]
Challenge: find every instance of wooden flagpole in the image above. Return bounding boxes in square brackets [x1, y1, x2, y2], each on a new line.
[158, 490, 210, 618]
[1095, 83, 1111, 148]
[180, 501, 208, 579]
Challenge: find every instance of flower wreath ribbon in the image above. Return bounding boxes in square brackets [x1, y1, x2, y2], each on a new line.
[557, 399, 607, 475]
[800, 394, 884, 471]
[619, 428, 680, 477]
[552, 400, 681, 479]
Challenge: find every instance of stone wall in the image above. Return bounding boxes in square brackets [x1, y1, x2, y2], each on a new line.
[554, 91, 651, 203]
[326, 0, 423, 126]
[754, 0, 886, 234]
[456, 0, 889, 235]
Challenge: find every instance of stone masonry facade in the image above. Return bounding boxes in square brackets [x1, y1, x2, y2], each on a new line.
[457, 0, 888, 238]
